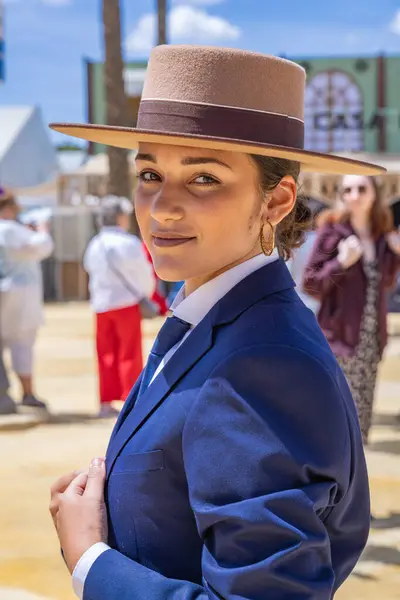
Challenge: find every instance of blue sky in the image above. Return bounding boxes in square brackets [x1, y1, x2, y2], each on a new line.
[1, 0, 400, 145]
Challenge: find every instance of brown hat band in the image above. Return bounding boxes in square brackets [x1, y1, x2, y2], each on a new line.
[137, 100, 305, 149]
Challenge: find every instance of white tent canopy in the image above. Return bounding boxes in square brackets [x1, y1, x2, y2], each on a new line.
[0, 105, 59, 188]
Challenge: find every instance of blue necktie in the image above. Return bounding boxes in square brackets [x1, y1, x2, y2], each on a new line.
[137, 315, 191, 400]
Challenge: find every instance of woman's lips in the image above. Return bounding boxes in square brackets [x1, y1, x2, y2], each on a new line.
[152, 235, 196, 247]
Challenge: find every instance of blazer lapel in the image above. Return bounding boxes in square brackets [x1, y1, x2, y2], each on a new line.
[106, 314, 213, 479]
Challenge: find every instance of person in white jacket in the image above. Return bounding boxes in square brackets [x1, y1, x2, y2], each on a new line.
[287, 200, 327, 314]
[83, 196, 155, 418]
[287, 230, 320, 313]
[0, 189, 54, 410]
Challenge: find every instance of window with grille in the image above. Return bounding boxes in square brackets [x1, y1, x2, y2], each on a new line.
[304, 71, 364, 153]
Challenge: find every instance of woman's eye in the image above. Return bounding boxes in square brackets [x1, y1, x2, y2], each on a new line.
[138, 170, 160, 183]
[192, 175, 219, 185]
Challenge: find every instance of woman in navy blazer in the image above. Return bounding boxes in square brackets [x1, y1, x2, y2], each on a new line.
[49, 46, 383, 600]
[304, 175, 400, 444]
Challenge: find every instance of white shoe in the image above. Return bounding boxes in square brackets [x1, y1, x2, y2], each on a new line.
[21, 394, 48, 410]
[97, 405, 120, 419]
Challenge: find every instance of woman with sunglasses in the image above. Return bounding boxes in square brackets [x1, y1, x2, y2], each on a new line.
[304, 175, 400, 445]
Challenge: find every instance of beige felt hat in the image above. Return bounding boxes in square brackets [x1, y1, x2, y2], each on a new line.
[50, 45, 385, 175]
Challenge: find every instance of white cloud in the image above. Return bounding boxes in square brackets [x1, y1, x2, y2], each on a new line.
[389, 10, 400, 34]
[171, 5, 239, 40]
[127, 13, 155, 53]
[126, 5, 240, 54]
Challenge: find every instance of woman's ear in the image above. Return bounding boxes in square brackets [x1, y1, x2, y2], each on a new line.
[264, 176, 297, 225]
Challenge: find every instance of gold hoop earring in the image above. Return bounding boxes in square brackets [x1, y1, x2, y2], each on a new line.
[260, 220, 275, 256]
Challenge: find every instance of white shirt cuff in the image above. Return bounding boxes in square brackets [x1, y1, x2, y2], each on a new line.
[72, 542, 111, 599]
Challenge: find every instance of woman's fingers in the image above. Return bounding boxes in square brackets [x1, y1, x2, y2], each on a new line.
[49, 469, 88, 519]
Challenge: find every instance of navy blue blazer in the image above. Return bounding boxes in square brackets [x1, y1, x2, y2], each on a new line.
[84, 259, 369, 600]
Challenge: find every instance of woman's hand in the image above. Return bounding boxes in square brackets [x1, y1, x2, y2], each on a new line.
[386, 228, 400, 255]
[50, 458, 108, 574]
[337, 235, 363, 268]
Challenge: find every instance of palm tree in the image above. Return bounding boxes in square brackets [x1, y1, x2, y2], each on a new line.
[157, 0, 167, 45]
[102, 0, 132, 201]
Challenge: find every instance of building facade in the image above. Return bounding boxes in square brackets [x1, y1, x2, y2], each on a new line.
[86, 59, 147, 156]
[296, 55, 400, 155]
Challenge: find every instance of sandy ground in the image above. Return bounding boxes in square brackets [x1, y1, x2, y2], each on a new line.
[0, 303, 399, 600]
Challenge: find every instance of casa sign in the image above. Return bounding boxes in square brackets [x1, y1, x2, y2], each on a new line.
[313, 110, 399, 131]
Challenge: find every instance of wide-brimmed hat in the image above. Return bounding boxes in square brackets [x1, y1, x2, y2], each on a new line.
[50, 45, 385, 176]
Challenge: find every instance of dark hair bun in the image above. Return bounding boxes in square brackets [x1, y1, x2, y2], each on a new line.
[277, 196, 312, 260]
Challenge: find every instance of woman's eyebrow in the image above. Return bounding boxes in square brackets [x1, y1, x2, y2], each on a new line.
[135, 153, 156, 163]
[180, 157, 232, 170]
[135, 153, 232, 170]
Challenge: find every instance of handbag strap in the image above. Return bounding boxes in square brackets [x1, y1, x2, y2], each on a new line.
[99, 236, 145, 302]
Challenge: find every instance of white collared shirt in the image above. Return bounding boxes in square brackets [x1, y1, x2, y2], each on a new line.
[151, 250, 279, 381]
[83, 226, 155, 314]
[72, 249, 279, 599]
[0, 219, 54, 292]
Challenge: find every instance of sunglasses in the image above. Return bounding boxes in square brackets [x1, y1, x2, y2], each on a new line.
[342, 185, 367, 195]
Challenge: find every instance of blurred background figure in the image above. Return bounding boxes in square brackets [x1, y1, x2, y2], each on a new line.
[142, 241, 168, 316]
[83, 196, 155, 418]
[288, 198, 327, 313]
[303, 175, 400, 444]
[0, 328, 15, 415]
[0, 187, 54, 411]
[166, 280, 184, 308]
